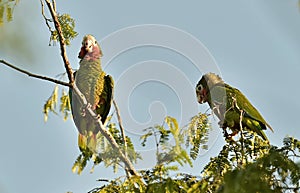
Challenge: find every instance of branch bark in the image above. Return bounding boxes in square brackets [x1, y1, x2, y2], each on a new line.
[113, 99, 131, 177]
[72, 86, 141, 177]
[1, 0, 143, 183]
[42, 0, 143, 181]
[0, 58, 142, 179]
[0, 59, 71, 87]
[44, 0, 74, 84]
[113, 100, 128, 154]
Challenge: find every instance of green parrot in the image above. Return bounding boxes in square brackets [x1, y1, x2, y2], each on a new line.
[69, 35, 114, 153]
[196, 73, 273, 141]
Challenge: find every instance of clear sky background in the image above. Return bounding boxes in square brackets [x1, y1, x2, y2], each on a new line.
[0, 1, 300, 193]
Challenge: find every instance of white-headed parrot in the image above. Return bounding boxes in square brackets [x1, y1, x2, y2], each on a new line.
[69, 35, 114, 152]
[196, 73, 273, 141]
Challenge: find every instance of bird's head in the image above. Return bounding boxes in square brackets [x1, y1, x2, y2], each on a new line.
[196, 73, 224, 104]
[78, 35, 103, 59]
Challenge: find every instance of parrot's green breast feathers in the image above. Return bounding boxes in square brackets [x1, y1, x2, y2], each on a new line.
[69, 35, 114, 153]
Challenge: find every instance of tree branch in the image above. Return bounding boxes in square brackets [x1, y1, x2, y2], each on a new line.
[0, 59, 71, 87]
[113, 100, 128, 154]
[113, 99, 130, 177]
[42, 0, 143, 181]
[0, 57, 143, 181]
[1, 0, 144, 186]
[44, 0, 74, 84]
[72, 85, 142, 179]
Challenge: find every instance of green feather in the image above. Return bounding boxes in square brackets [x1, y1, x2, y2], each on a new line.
[197, 73, 273, 141]
[69, 52, 114, 152]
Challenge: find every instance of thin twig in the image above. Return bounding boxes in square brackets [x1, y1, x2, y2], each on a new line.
[113, 100, 130, 177]
[72, 85, 141, 178]
[113, 100, 128, 152]
[232, 96, 245, 164]
[239, 109, 245, 164]
[44, 0, 74, 84]
[0, 59, 71, 87]
[40, 0, 52, 32]
[52, 0, 56, 12]
[42, 0, 140, 179]
[42, 0, 143, 183]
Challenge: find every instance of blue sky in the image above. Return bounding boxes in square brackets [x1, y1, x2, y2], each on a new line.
[0, 1, 300, 193]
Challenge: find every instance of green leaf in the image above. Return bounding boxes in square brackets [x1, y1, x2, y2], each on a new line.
[0, 0, 18, 26]
[50, 14, 78, 46]
[5, 4, 12, 21]
[0, 5, 4, 26]
[187, 113, 210, 160]
[43, 85, 59, 122]
[59, 89, 71, 121]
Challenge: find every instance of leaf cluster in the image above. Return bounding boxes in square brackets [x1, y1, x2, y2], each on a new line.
[91, 130, 300, 193]
[50, 13, 78, 45]
[72, 121, 141, 175]
[0, 0, 19, 26]
[35, 5, 300, 193]
[43, 85, 71, 122]
[141, 114, 210, 168]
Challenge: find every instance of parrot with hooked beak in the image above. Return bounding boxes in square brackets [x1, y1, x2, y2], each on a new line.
[69, 35, 114, 152]
[196, 73, 273, 141]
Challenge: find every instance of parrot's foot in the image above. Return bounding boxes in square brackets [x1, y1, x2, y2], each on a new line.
[222, 128, 239, 141]
[94, 114, 101, 121]
[80, 103, 92, 116]
[222, 129, 231, 139]
[80, 107, 86, 116]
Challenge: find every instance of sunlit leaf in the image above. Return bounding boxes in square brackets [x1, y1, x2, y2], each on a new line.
[43, 85, 59, 122]
[5, 4, 12, 21]
[50, 13, 78, 46]
[0, 4, 4, 26]
[60, 89, 71, 121]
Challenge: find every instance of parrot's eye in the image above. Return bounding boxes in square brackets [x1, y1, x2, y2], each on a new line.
[197, 84, 203, 92]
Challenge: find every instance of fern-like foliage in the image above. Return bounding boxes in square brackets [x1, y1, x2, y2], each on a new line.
[141, 116, 194, 167]
[186, 113, 210, 160]
[50, 13, 78, 45]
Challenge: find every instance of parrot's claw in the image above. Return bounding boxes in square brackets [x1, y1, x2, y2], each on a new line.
[222, 127, 239, 141]
[86, 103, 92, 109]
[80, 103, 92, 116]
[225, 131, 239, 141]
[222, 128, 230, 138]
[80, 107, 86, 116]
[95, 114, 101, 120]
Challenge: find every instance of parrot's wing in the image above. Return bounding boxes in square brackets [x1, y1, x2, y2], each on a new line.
[208, 84, 227, 121]
[97, 74, 114, 124]
[227, 84, 274, 132]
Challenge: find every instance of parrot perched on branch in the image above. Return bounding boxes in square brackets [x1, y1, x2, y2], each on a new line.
[69, 35, 114, 152]
[196, 73, 273, 141]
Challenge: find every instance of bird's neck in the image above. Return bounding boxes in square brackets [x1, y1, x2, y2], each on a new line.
[83, 52, 100, 61]
[83, 46, 102, 61]
[80, 58, 102, 71]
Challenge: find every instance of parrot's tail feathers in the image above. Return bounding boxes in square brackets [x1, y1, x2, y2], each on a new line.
[258, 130, 269, 141]
[266, 123, 274, 133]
[87, 134, 97, 153]
[78, 133, 97, 154]
[78, 133, 87, 152]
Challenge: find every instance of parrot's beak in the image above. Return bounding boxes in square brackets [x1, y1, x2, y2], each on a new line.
[196, 91, 204, 104]
[78, 46, 86, 59]
[196, 90, 207, 104]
